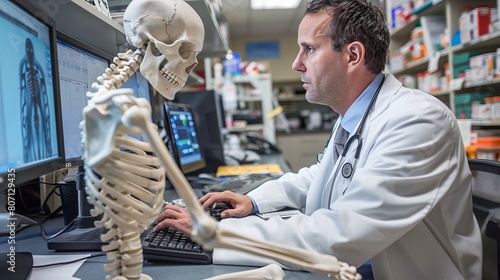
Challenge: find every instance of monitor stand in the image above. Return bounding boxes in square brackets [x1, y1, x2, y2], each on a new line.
[46, 166, 106, 251]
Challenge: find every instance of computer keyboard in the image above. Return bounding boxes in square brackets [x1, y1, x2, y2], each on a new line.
[141, 223, 212, 264]
[202, 173, 274, 195]
[141, 205, 222, 264]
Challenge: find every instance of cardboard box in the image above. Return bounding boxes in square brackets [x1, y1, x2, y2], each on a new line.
[389, 51, 404, 73]
[469, 52, 495, 69]
[464, 66, 493, 86]
[460, 7, 492, 44]
[454, 92, 493, 119]
[496, 48, 500, 78]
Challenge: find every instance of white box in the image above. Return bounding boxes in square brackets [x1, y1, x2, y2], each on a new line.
[464, 68, 474, 86]
[389, 52, 404, 73]
[460, 7, 492, 43]
[496, 48, 500, 78]
[466, 65, 493, 86]
[469, 52, 495, 68]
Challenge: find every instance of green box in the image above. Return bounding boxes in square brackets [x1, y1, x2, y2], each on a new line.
[453, 63, 469, 79]
[452, 51, 482, 66]
[454, 92, 493, 119]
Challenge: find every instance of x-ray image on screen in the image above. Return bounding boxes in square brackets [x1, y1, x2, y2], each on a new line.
[0, 2, 59, 173]
[20, 37, 52, 162]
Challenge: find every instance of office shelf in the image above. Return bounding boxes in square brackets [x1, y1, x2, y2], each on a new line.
[106, 0, 229, 58]
[53, 0, 229, 89]
[228, 74, 276, 144]
[53, 0, 126, 56]
[386, 0, 499, 116]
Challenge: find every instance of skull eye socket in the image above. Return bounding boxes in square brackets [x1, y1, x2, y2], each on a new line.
[179, 42, 196, 59]
[149, 42, 162, 57]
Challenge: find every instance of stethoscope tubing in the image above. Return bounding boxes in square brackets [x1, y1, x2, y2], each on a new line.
[341, 73, 386, 159]
[327, 73, 387, 205]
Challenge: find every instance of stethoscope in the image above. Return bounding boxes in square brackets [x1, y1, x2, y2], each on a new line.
[322, 73, 387, 202]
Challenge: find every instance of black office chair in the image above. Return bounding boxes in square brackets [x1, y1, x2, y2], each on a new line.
[468, 159, 500, 280]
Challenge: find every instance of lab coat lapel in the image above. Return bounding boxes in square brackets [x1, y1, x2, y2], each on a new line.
[305, 122, 339, 214]
[368, 73, 403, 121]
[307, 74, 402, 213]
[325, 133, 359, 206]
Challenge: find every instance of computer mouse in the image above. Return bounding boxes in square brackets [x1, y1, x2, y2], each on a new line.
[198, 173, 217, 180]
[210, 202, 232, 220]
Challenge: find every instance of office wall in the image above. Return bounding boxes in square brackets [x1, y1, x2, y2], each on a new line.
[230, 34, 301, 83]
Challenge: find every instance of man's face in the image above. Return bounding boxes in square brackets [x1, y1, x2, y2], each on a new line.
[292, 11, 348, 112]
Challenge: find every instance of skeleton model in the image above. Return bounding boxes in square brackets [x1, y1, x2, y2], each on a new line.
[82, 0, 361, 279]
[20, 38, 52, 162]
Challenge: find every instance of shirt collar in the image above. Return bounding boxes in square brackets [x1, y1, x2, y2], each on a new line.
[340, 72, 384, 134]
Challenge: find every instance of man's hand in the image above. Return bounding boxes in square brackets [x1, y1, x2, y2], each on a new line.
[154, 191, 254, 235]
[200, 190, 254, 219]
[154, 204, 192, 236]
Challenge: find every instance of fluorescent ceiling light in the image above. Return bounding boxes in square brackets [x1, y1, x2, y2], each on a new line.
[251, 0, 302, 10]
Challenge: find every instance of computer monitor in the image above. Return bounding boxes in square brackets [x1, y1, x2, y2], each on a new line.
[123, 71, 153, 108]
[173, 90, 225, 174]
[0, 0, 65, 192]
[122, 71, 157, 131]
[162, 102, 206, 174]
[56, 32, 112, 168]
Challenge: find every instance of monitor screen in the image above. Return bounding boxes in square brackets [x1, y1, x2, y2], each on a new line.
[57, 32, 112, 167]
[162, 102, 206, 174]
[0, 0, 65, 190]
[122, 71, 155, 142]
[123, 71, 153, 107]
[173, 90, 225, 174]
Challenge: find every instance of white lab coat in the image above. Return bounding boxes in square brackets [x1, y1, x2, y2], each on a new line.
[213, 74, 482, 280]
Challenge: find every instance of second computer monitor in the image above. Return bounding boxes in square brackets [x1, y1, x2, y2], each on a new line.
[173, 90, 225, 174]
[162, 102, 206, 174]
[57, 32, 112, 168]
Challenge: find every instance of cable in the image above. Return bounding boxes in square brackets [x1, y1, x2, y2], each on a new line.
[32, 252, 111, 268]
[40, 209, 77, 240]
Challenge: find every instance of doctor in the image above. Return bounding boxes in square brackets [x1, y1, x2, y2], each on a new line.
[155, 0, 483, 279]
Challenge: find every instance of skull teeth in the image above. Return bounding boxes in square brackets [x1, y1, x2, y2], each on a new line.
[161, 68, 184, 88]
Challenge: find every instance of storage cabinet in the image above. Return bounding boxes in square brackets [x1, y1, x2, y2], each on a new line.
[386, 0, 500, 127]
[224, 74, 277, 144]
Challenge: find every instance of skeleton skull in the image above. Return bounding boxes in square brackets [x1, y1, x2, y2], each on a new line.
[123, 0, 205, 99]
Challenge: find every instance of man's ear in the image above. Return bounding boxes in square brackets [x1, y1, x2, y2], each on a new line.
[345, 41, 365, 72]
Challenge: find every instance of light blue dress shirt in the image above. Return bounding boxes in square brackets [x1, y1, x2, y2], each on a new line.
[340, 72, 385, 134]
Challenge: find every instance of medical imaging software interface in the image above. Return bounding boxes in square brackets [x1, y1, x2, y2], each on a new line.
[168, 109, 204, 167]
[57, 37, 109, 161]
[0, 2, 59, 173]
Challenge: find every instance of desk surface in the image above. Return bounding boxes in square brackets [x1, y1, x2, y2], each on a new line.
[0, 154, 330, 279]
[6, 236, 328, 279]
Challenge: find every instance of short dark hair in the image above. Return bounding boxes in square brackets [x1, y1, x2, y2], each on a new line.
[306, 0, 389, 74]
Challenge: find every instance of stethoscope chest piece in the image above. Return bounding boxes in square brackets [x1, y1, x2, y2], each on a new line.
[341, 162, 353, 178]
